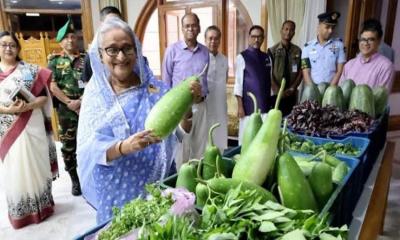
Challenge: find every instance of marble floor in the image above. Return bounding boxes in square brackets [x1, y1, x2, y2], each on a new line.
[0, 133, 399, 240]
[0, 142, 96, 240]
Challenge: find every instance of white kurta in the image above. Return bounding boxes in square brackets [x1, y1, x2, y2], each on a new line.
[174, 102, 208, 169]
[206, 53, 228, 151]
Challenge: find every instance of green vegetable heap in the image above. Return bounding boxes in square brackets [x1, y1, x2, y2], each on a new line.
[98, 185, 173, 240]
[285, 133, 360, 156]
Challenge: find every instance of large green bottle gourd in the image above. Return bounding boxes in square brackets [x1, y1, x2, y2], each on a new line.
[232, 79, 286, 185]
[145, 76, 198, 138]
[241, 92, 263, 155]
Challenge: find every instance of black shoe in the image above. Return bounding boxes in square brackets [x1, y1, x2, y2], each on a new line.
[71, 181, 82, 196]
[69, 169, 82, 196]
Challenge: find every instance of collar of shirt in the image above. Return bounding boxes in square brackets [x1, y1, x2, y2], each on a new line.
[277, 41, 293, 52]
[179, 40, 200, 52]
[61, 50, 80, 60]
[358, 52, 380, 64]
[313, 37, 333, 47]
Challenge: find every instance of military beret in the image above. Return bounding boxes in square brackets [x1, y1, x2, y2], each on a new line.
[318, 11, 341, 25]
[56, 17, 75, 42]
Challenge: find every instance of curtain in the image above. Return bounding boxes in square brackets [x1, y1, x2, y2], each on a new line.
[287, 0, 306, 46]
[266, 0, 287, 44]
[266, 0, 325, 48]
[298, 0, 326, 47]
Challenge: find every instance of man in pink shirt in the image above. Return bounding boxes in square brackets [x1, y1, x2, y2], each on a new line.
[340, 19, 394, 91]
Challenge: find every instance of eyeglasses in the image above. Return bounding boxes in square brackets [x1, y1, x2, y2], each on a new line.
[0, 43, 17, 49]
[100, 46, 135, 57]
[250, 35, 264, 39]
[359, 37, 376, 44]
[183, 24, 199, 30]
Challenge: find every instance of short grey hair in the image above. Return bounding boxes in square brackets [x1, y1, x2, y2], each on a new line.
[97, 17, 136, 50]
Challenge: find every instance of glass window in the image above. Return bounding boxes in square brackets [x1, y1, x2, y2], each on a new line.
[191, 6, 214, 46]
[227, 0, 252, 77]
[142, 9, 161, 76]
[3, 0, 81, 10]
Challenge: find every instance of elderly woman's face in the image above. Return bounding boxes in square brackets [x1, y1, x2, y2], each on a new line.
[0, 35, 19, 63]
[100, 28, 136, 80]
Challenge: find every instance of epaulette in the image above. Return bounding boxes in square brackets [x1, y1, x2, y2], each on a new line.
[337, 38, 343, 42]
[304, 42, 308, 47]
[47, 52, 61, 61]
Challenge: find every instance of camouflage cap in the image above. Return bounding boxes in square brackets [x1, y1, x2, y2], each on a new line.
[56, 17, 75, 42]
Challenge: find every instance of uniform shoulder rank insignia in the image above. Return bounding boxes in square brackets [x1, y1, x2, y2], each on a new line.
[338, 38, 343, 42]
[47, 53, 59, 61]
[148, 84, 159, 93]
[304, 42, 308, 47]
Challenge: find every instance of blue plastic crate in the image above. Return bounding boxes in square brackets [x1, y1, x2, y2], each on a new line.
[164, 151, 358, 227]
[288, 134, 370, 210]
[287, 135, 369, 159]
[74, 221, 109, 240]
[223, 145, 241, 158]
[289, 152, 359, 226]
[286, 107, 389, 140]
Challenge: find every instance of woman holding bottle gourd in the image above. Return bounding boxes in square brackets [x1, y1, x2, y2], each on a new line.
[76, 17, 202, 223]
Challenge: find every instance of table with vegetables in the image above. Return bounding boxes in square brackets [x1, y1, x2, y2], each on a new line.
[76, 77, 390, 240]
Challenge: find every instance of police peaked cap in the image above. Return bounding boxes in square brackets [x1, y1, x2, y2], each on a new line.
[318, 11, 341, 25]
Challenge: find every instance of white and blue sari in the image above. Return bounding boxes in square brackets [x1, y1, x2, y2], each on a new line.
[77, 23, 176, 223]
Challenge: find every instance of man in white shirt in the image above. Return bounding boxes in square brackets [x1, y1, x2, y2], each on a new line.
[204, 25, 228, 151]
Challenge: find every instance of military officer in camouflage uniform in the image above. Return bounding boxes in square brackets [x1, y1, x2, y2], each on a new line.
[49, 18, 85, 196]
[268, 20, 302, 116]
[301, 12, 346, 85]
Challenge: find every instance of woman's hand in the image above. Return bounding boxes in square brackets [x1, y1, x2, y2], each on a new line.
[3, 99, 30, 114]
[67, 99, 81, 113]
[189, 80, 203, 103]
[120, 130, 161, 154]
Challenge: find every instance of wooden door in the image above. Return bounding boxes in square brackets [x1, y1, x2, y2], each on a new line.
[158, 1, 223, 64]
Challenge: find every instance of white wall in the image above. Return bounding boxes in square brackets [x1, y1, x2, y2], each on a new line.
[241, 0, 262, 25]
[90, 0, 147, 33]
[125, 0, 147, 29]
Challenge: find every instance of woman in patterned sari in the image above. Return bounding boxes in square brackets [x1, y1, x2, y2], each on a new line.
[0, 31, 58, 229]
[77, 17, 201, 223]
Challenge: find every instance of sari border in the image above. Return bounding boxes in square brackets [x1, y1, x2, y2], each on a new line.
[0, 65, 52, 161]
[8, 201, 54, 229]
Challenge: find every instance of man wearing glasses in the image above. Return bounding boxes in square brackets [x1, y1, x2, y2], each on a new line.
[162, 13, 209, 169]
[234, 25, 272, 143]
[301, 12, 345, 85]
[48, 17, 85, 196]
[339, 19, 394, 91]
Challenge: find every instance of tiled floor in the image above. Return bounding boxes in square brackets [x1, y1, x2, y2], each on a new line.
[0, 133, 399, 240]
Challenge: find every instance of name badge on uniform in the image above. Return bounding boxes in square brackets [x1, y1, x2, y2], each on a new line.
[78, 80, 86, 89]
[310, 49, 317, 55]
[292, 63, 298, 73]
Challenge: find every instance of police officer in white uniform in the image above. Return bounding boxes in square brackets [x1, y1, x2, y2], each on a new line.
[301, 12, 346, 85]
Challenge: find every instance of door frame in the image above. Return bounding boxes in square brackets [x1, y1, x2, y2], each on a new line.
[157, 0, 224, 63]
[0, 0, 93, 49]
